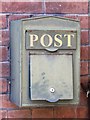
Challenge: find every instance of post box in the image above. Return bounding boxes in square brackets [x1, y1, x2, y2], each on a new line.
[10, 16, 80, 107]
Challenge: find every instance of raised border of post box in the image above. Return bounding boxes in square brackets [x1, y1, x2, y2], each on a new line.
[10, 16, 80, 107]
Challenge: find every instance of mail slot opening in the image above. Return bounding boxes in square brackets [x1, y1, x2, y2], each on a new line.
[30, 53, 73, 102]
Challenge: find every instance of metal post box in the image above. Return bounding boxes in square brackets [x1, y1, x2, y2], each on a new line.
[10, 16, 80, 107]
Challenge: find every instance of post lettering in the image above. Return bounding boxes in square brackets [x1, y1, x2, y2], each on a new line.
[40, 34, 53, 47]
[29, 34, 38, 47]
[54, 34, 63, 47]
[64, 34, 74, 47]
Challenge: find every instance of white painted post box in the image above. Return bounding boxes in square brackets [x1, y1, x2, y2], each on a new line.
[10, 16, 80, 107]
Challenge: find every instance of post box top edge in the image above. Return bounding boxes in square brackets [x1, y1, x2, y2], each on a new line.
[10, 16, 80, 23]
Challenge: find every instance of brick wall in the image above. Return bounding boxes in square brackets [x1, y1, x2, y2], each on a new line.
[0, 1, 89, 119]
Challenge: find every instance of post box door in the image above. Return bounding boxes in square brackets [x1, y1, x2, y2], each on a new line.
[30, 53, 73, 102]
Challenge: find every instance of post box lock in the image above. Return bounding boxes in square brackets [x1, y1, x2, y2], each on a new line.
[50, 88, 55, 93]
[10, 16, 80, 107]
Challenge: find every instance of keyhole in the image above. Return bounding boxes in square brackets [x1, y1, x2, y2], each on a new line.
[50, 88, 55, 93]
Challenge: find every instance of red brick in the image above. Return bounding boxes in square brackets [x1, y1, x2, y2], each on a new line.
[32, 108, 53, 118]
[79, 16, 88, 29]
[89, 16, 90, 29]
[9, 15, 30, 21]
[0, 110, 7, 119]
[80, 89, 87, 106]
[54, 106, 76, 118]
[76, 106, 88, 118]
[0, 2, 2, 12]
[89, 62, 90, 75]
[0, 47, 8, 62]
[0, 78, 8, 93]
[2, 2, 42, 13]
[8, 109, 31, 118]
[0, 15, 7, 29]
[80, 62, 88, 75]
[81, 46, 88, 60]
[81, 76, 89, 87]
[0, 62, 10, 77]
[81, 31, 89, 45]
[89, 46, 90, 60]
[0, 31, 9, 46]
[0, 94, 18, 109]
[80, 76, 88, 106]
[46, 2, 88, 14]
[89, 31, 90, 44]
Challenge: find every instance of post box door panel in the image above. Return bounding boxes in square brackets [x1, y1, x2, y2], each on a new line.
[30, 54, 73, 102]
